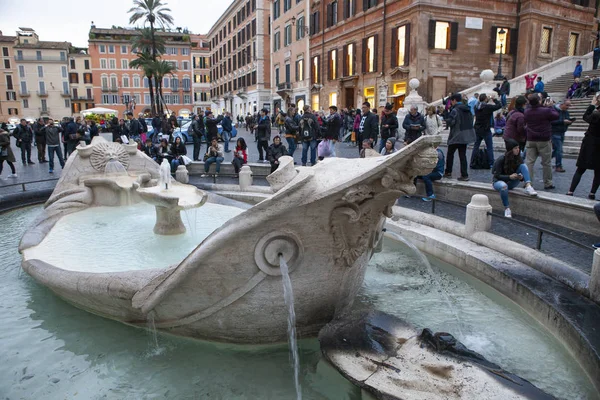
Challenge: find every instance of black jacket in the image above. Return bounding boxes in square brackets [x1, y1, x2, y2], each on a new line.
[142, 144, 157, 159]
[129, 118, 141, 136]
[325, 113, 341, 140]
[402, 112, 426, 143]
[492, 155, 522, 183]
[205, 117, 220, 141]
[359, 112, 379, 142]
[13, 124, 33, 142]
[446, 104, 476, 145]
[474, 100, 502, 136]
[299, 112, 319, 141]
[90, 124, 99, 138]
[170, 142, 187, 158]
[257, 116, 272, 142]
[138, 117, 148, 133]
[380, 113, 399, 141]
[267, 143, 288, 163]
[284, 115, 299, 137]
[576, 105, 600, 171]
[191, 119, 203, 136]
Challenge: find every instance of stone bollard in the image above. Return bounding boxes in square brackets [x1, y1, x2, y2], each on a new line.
[239, 165, 253, 191]
[591, 249, 600, 304]
[175, 165, 189, 184]
[465, 194, 492, 236]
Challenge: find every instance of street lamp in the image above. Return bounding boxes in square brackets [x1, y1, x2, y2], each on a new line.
[291, 16, 310, 35]
[121, 95, 137, 114]
[494, 28, 506, 81]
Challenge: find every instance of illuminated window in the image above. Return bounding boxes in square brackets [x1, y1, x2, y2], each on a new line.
[568, 33, 579, 56]
[295, 59, 304, 81]
[393, 82, 406, 95]
[364, 87, 374, 106]
[312, 56, 319, 83]
[365, 36, 375, 72]
[311, 94, 319, 111]
[329, 49, 337, 80]
[397, 25, 406, 65]
[434, 22, 450, 49]
[345, 43, 354, 76]
[329, 92, 337, 106]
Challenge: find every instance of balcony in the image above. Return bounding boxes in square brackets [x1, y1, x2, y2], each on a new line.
[14, 55, 67, 62]
[101, 86, 119, 92]
[72, 96, 95, 101]
[61, 91, 70, 97]
[276, 82, 292, 98]
[182, 87, 191, 92]
[37, 91, 49, 97]
[19, 90, 30, 97]
[39, 107, 49, 115]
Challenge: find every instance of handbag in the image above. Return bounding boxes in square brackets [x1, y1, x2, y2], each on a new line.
[120, 135, 130, 144]
[181, 155, 192, 166]
[318, 139, 331, 158]
[1, 147, 8, 157]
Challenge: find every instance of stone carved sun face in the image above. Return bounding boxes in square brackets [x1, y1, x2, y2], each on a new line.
[90, 142, 130, 172]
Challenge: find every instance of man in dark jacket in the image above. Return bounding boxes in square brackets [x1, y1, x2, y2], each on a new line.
[402, 106, 426, 145]
[267, 135, 288, 173]
[500, 77, 510, 107]
[524, 94, 559, 189]
[358, 101, 379, 156]
[33, 118, 47, 163]
[444, 94, 476, 181]
[325, 106, 341, 140]
[13, 119, 35, 165]
[256, 108, 271, 162]
[151, 114, 162, 136]
[138, 113, 148, 136]
[550, 100, 572, 173]
[191, 114, 203, 161]
[471, 94, 502, 169]
[221, 111, 233, 153]
[284, 108, 299, 157]
[42, 119, 64, 173]
[204, 111, 220, 144]
[379, 103, 398, 152]
[126, 112, 140, 141]
[65, 117, 80, 156]
[299, 105, 319, 166]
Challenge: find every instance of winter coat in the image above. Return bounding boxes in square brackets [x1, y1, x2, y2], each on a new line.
[492, 154, 523, 183]
[445, 104, 476, 145]
[359, 112, 379, 142]
[170, 142, 187, 159]
[424, 114, 443, 136]
[500, 81, 510, 96]
[43, 126, 62, 147]
[256, 116, 272, 142]
[550, 106, 571, 137]
[284, 115, 299, 138]
[267, 143, 288, 163]
[503, 109, 526, 144]
[474, 100, 502, 136]
[402, 112, 426, 143]
[0, 131, 16, 162]
[494, 116, 506, 130]
[138, 117, 148, 133]
[129, 118, 141, 136]
[205, 117, 220, 141]
[221, 116, 233, 132]
[380, 113, 399, 141]
[299, 112, 319, 141]
[325, 113, 341, 140]
[13, 124, 33, 143]
[524, 105, 559, 142]
[576, 105, 600, 171]
[233, 146, 248, 164]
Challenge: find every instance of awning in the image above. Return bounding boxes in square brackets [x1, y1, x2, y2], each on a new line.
[81, 107, 118, 115]
[387, 92, 406, 98]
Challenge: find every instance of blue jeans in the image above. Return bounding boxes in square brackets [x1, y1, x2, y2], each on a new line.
[286, 137, 297, 157]
[551, 134, 564, 168]
[192, 134, 202, 160]
[418, 172, 442, 197]
[204, 156, 224, 173]
[222, 130, 231, 152]
[471, 132, 494, 167]
[492, 164, 531, 207]
[301, 139, 317, 165]
[171, 158, 180, 172]
[501, 94, 507, 107]
[47, 145, 64, 171]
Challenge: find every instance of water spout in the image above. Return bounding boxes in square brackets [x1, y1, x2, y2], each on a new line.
[385, 231, 464, 338]
[104, 159, 127, 175]
[158, 159, 171, 190]
[279, 254, 302, 400]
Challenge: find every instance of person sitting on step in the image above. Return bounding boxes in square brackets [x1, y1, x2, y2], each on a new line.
[416, 146, 445, 202]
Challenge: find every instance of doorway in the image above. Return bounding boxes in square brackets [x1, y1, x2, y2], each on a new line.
[344, 88, 355, 109]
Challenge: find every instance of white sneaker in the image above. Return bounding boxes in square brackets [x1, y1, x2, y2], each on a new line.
[8, 173, 17, 178]
[504, 208, 512, 218]
[524, 185, 537, 196]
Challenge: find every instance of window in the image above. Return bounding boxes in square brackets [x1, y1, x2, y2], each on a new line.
[428, 20, 458, 50]
[39, 81, 46, 95]
[2, 47, 8, 57]
[163, 77, 170, 88]
[184, 94, 191, 104]
[3, 59, 9, 69]
[62, 81, 69, 95]
[84, 59, 90, 69]
[284, 0, 292, 12]
[363, 35, 377, 73]
[36, 51, 42, 60]
[296, 16, 306, 40]
[18, 65, 25, 78]
[5, 75, 13, 90]
[23, 99, 29, 109]
[295, 59, 304, 81]
[343, 43, 355, 76]
[312, 94, 319, 111]
[6, 91, 16, 101]
[100, 59, 107, 69]
[343, 0, 355, 19]
[60, 52, 66, 61]
[274, 31, 281, 51]
[101, 76, 108, 89]
[99, 45, 106, 53]
[108, 45, 115, 54]
[327, 1, 338, 27]
[364, 87, 375, 106]
[490, 27, 509, 54]
[83, 73, 92, 84]
[144, 93, 151, 105]
[70, 59, 76, 69]
[392, 24, 410, 67]
[41, 99, 48, 111]
[568, 32, 579, 56]
[123, 76, 130, 88]
[121, 59, 128, 69]
[171, 77, 179, 90]
[329, 92, 337, 106]
[86, 88, 93, 99]
[311, 56, 320, 83]
[16, 50, 23, 60]
[110, 75, 117, 89]
[121, 45, 128, 54]
[65, 99, 71, 109]
[310, 12, 320, 35]
[273, 0, 280, 20]
[7, 108, 18, 115]
[328, 49, 337, 80]
[172, 94, 180, 104]
[109, 59, 116, 69]
[363, 0, 377, 10]
[275, 66, 280, 85]
[69, 73, 79, 84]
[182, 61, 190, 70]
[61, 66, 68, 78]
[182, 48, 190, 56]
[540, 27, 552, 54]
[36, 65, 43, 78]
[284, 25, 292, 46]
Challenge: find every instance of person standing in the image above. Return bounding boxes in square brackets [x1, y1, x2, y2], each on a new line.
[503, 95, 527, 151]
[65, 117, 82, 155]
[204, 111, 220, 144]
[380, 103, 399, 151]
[221, 111, 233, 153]
[137, 113, 148, 142]
[467, 93, 479, 115]
[0, 128, 17, 178]
[191, 114, 203, 161]
[299, 105, 319, 166]
[524, 73, 538, 92]
[43, 119, 65, 174]
[323, 105, 341, 158]
[574, 61, 583, 79]
[256, 108, 271, 163]
[13, 119, 35, 165]
[402, 106, 426, 145]
[358, 102, 379, 154]
[33, 118, 47, 163]
[424, 106, 444, 136]
[500, 77, 510, 108]
[471, 94, 502, 169]
[594, 45, 600, 70]
[524, 94, 559, 190]
[533, 77, 545, 93]
[444, 94, 476, 181]
[550, 100, 572, 173]
[567, 96, 600, 199]
[284, 107, 299, 157]
[89, 120, 99, 140]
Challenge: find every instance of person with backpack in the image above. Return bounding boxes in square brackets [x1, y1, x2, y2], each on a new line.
[221, 111, 233, 153]
[444, 94, 476, 181]
[299, 105, 319, 166]
[256, 108, 271, 162]
[284, 109, 299, 157]
[471, 94, 502, 170]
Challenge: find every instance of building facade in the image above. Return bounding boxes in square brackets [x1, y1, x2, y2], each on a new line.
[68, 49, 94, 116]
[208, 0, 271, 118]
[191, 34, 211, 114]
[270, 0, 311, 113]
[308, 0, 597, 110]
[13, 28, 71, 120]
[0, 32, 20, 122]
[88, 27, 195, 117]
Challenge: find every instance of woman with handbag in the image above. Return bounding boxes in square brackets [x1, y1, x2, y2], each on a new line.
[169, 136, 187, 172]
[0, 129, 17, 178]
[232, 138, 248, 174]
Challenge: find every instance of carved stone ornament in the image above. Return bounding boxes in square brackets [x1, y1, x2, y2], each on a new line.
[90, 142, 130, 172]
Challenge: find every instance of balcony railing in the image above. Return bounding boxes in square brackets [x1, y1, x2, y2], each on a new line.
[182, 87, 191, 92]
[39, 107, 49, 114]
[101, 86, 119, 92]
[277, 82, 292, 90]
[19, 90, 30, 97]
[71, 96, 95, 101]
[14, 55, 67, 62]
[60, 91, 70, 97]
[37, 91, 49, 97]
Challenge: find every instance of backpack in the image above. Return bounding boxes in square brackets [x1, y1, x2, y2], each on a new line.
[470, 149, 490, 169]
[300, 116, 314, 140]
[187, 123, 194, 136]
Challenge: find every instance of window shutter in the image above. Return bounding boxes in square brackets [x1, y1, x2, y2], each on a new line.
[391, 27, 398, 68]
[328, 50, 332, 80]
[428, 20, 436, 49]
[362, 38, 367, 73]
[373, 34, 379, 72]
[352, 43, 357, 75]
[351, 0, 356, 16]
[343, 0, 349, 19]
[404, 23, 411, 66]
[490, 26, 498, 54]
[363, 0, 369, 11]
[343, 45, 348, 76]
[327, 3, 333, 28]
[316, 11, 320, 33]
[509, 28, 519, 55]
[333, 48, 338, 78]
[449, 22, 459, 50]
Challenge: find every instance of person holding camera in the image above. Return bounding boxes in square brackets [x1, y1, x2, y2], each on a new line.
[523, 94, 559, 190]
[493, 139, 538, 218]
[550, 100, 573, 173]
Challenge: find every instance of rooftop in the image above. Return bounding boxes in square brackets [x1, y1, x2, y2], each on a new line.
[14, 41, 71, 50]
[0, 35, 16, 43]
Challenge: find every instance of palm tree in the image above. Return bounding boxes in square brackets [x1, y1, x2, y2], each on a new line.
[128, 0, 174, 61]
[152, 60, 177, 115]
[130, 52, 156, 115]
[131, 27, 166, 56]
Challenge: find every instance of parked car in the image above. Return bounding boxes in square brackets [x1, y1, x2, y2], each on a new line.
[6, 124, 16, 134]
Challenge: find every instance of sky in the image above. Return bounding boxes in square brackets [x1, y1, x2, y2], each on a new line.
[0, 0, 234, 47]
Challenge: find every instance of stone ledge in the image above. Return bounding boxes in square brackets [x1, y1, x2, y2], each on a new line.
[384, 218, 600, 394]
[0, 188, 53, 214]
[187, 161, 273, 177]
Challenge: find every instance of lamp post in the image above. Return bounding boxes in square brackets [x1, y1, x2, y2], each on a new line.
[291, 16, 310, 35]
[494, 28, 506, 81]
[121, 94, 137, 115]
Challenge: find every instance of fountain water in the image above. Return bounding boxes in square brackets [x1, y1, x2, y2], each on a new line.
[104, 159, 128, 175]
[158, 159, 171, 190]
[385, 231, 465, 338]
[279, 255, 302, 400]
